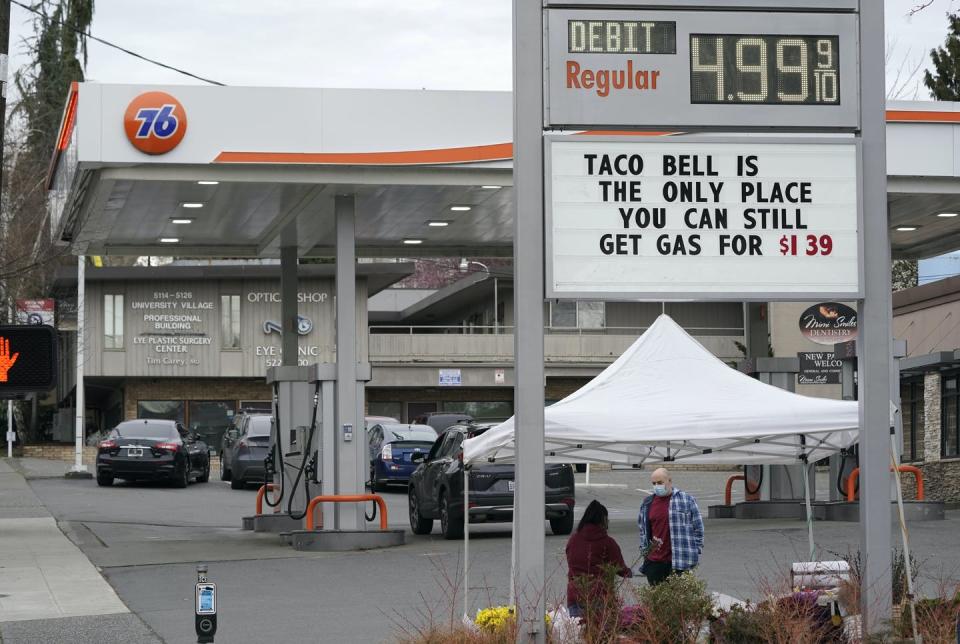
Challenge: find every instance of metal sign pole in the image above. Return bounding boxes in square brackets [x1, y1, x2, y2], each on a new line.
[513, 0, 546, 640]
[857, 0, 893, 630]
[69, 255, 88, 475]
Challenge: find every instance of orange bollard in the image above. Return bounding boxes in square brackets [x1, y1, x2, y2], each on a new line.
[255, 484, 277, 515]
[304, 494, 388, 531]
[724, 475, 745, 506]
[846, 465, 924, 501]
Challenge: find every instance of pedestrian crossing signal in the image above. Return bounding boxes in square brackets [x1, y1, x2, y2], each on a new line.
[0, 326, 58, 397]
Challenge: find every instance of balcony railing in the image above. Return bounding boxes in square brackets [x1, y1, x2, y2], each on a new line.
[368, 325, 744, 363]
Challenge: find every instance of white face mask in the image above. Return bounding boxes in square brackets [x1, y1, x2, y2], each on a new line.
[652, 483, 670, 497]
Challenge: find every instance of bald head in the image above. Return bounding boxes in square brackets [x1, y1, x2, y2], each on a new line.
[650, 468, 673, 496]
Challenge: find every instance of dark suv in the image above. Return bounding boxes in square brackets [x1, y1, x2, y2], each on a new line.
[407, 423, 575, 539]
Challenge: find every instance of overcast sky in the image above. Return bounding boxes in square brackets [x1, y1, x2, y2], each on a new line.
[5, 1, 960, 98]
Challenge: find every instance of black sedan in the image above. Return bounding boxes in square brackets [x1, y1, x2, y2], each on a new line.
[408, 423, 576, 539]
[96, 419, 210, 488]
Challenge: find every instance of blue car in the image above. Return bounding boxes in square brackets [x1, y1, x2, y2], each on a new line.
[368, 423, 437, 491]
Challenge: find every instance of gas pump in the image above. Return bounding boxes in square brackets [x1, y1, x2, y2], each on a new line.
[263, 362, 369, 532]
[740, 357, 815, 505]
[264, 365, 329, 525]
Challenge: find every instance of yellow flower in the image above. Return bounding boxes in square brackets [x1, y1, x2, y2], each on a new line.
[473, 606, 552, 633]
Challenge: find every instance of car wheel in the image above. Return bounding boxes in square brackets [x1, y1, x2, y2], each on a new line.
[371, 467, 385, 492]
[173, 463, 189, 488]
[550, 512, 575, 536]
[439, 490, 463, 540]
[219, 453, 231, 481]
[409, 488, 433, 535]
[230, 475, 244, 490]
[96, 472, 113, 487]
[197, 461, 210, 483]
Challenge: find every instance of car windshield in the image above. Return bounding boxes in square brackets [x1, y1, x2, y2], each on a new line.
[381, 425, 437, 443]
[247, 416, 272, 437]
[112, 422, 177, 440]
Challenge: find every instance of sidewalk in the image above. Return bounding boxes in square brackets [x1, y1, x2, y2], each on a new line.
[0, 459, 162, 643]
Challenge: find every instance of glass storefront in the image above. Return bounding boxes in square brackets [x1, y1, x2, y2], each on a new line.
[135, 399, 236, 449]
[441, 401, 513, 423]
[188, 400, 237, 450]
[137, 400, 185, 424]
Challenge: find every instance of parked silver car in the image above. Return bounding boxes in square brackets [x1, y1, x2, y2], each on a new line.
[220, 414, 272, 490]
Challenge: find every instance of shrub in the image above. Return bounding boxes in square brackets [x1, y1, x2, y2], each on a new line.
[571, 563, 625, 644]
[710, 593, 845, 644]
[628, 572, 713, 643]
[895, 589, 960, 642]
[708, 603, 766, 643]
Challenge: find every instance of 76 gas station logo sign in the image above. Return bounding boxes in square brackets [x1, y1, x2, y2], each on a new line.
[123, 91, 188, 155]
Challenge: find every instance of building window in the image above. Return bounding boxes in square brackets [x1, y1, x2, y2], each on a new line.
[900, 378, 924, 462]
[550, 301, 605, 329]
[137, 400, 185, 424]
[942, 374, 960, 458]
[188, 400, 237, 450]
[240, 400, 272, 413]
[104, 294, 124, 349]
[221, 294, 241, 349]
[368, 401, 402, 421]
[441, 401, 514, 422]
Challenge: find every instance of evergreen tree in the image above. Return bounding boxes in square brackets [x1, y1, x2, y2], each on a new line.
[0, 1, 94, 442]
[1, 1, 93, 306]
[892, 259, 919, 291]
[924, 12, 960, 100]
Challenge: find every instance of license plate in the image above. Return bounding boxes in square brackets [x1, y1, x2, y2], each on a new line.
[508, 480, 515, 492]
[127, 447, 143, 457]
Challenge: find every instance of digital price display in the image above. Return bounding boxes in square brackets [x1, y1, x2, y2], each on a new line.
[568, 20, 676, 54]
[690, 34, 840, 105]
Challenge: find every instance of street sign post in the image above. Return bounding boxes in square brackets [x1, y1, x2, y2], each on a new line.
[514, 0, 890, 640]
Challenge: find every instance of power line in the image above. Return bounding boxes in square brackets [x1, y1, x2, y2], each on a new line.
[10, 0, 225, 86]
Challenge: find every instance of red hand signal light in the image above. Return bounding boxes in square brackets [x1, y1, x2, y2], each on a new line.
[0, 337, 20, 383]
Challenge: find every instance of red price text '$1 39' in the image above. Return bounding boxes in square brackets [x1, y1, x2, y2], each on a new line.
[779, 234, 833, 256]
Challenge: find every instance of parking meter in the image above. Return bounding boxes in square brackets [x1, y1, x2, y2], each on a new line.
[195, 565, 217, 643]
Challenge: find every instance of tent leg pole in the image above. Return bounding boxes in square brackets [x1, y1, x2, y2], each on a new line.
[890, 430, 918, 642]
[585, 463, 590, 485]
[509, 508, 516, 607]
[464, 465, 470, 622]
[803, 461, 814, 561]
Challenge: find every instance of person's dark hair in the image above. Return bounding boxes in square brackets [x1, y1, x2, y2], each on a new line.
[577, 499, 608, 532]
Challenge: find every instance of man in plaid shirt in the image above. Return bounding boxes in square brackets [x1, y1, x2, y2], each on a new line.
[637, 467, 704, 585]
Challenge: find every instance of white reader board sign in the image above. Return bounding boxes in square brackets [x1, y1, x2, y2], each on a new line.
[545, 136, 860, 300]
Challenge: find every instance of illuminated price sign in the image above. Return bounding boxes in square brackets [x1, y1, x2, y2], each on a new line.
[0, 325, 58, 397]
[544, 9, 858, 129]
[544, 137, 861, 300]
[690, 35, 839, 105]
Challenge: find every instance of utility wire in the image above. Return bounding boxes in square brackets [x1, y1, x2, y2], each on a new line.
[10, 0, 225, 86]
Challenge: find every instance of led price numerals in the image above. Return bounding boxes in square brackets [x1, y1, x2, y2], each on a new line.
[779, 234, 833, 256]
[691, 35, 839, 105]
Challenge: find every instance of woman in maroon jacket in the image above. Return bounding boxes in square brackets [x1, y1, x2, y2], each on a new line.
[565, 500, 632, 619]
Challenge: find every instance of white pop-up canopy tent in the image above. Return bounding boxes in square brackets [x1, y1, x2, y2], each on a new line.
[464, 314, 859, 468]
[457, 315, 867, 618]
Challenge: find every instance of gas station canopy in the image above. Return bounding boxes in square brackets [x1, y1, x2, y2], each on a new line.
[48, 83, 960, 260]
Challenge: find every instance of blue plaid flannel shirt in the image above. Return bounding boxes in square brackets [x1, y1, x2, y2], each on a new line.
[637, 488, 704, 571]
